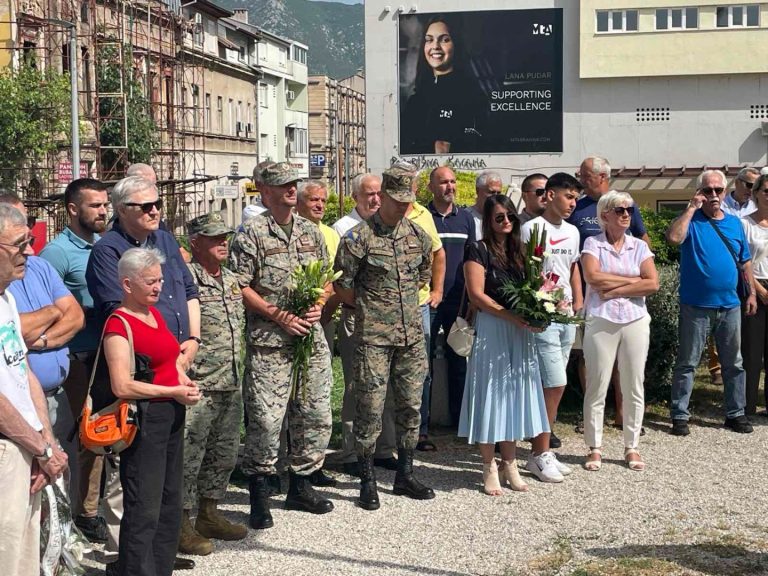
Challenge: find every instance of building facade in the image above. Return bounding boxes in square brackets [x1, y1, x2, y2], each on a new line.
[365, 0, 768, 210]
[308, 71, 366, 199]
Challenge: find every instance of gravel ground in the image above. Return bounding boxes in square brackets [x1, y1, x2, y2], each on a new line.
[80, 411, 768, 576]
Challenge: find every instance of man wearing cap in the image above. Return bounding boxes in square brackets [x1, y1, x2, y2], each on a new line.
[230, 162, 334, 530]
[334, 162, 435, 511]
[178, 213, 247, 556]
[241, 161, 273, 229]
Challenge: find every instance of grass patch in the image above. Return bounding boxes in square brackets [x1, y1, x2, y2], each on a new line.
[568, 557, 683, 576]
[523, 535, 574, 576]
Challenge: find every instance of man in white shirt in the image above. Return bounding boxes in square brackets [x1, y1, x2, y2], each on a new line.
[0, 203, 68, 576]
[332, 173, 382, 237]
[521, 173, 583, 483]
[721, 167, 759, 218]
[469, 171, 503, 239]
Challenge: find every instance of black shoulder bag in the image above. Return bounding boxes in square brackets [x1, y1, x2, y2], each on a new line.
[708, 219, 752, 302]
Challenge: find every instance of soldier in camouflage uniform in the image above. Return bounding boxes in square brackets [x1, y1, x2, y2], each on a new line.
[178, 213, 247, 556]
[230, 162, 334, 530]
[333, 163, 436, 511]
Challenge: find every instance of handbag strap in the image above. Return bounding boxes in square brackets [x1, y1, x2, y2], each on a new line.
[85, 312, 136, 402]
[707, 218, 740, 267]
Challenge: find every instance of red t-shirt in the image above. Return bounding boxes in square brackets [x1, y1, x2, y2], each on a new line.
[104, 308, 181, 389]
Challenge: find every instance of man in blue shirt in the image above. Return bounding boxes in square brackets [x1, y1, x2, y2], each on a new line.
[85, 176, 200, 573]
[40, 178, 110, 543]
[1, 195, 84, 508]
[427, 166, 476, 426]
[666, 169, 758, 436]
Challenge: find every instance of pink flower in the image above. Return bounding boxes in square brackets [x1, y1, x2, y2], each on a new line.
[540, 274, 558, 292]
[534, 245, 544, 258]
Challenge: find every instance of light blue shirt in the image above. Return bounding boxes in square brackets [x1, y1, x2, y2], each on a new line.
[9, 257, 72, 391]
[721, 192, 756, 218]
[40, 227, 100, 353]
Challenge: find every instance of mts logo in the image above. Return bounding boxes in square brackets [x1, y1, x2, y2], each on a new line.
[533, 23, 552, 36]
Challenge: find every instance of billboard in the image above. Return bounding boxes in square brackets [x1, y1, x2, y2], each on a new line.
[398, 9, 563, 155]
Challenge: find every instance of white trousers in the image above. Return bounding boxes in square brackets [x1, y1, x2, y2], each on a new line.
[0, 440, 41, 576]
[583, 314, 650, 450]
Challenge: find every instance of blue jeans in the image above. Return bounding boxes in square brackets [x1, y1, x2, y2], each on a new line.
[670, 304, 746, 421]
[418, 304, 431, 436]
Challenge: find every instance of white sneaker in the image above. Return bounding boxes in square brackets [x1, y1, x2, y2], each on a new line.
[526, 451, 565, 483]
[553, 454, 572, 476]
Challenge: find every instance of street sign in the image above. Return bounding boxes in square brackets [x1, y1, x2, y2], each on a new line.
[213, 185, 239, 199]
[310, 154, 326, 167]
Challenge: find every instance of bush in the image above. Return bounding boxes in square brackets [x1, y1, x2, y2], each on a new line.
[644, 264, 680, 400]
[415, 168, 479, 208]
[639, 207, 680, 267]
[322, 192, 355, 227]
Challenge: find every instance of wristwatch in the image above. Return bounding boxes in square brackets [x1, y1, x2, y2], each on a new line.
[39, 333, 48, 349]
[35, 442, 53, 462]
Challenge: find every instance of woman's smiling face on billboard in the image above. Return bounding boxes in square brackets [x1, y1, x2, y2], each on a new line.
[423, 21, 454, 74]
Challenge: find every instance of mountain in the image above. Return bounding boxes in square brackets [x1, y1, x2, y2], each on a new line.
[220, 0, 364, 79]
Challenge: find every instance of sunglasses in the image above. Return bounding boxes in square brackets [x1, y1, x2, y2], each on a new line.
[699, 187, 725, 196]
[125, 199, 163, 213]
[494, 212, 517, 224]
[612, 206, 635, 216]
[0, 235, 35, 253]
[534, 188, 546, 197]
[738, 179, 754, 190]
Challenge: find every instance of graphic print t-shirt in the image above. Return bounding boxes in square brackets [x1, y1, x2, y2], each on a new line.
[521, 216, 581, 301]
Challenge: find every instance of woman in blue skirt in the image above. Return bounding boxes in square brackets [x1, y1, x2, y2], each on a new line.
[458, 195, 550, 495]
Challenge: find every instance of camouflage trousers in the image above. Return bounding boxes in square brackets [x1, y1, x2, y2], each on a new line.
[242, 331, 332, 476]
[354, 342, 427, 457]
[182, 390, 242, 509]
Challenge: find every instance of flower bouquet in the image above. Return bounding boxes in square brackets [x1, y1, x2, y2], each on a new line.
[286, 260, 342, 400]
[500, 223, 583, 329]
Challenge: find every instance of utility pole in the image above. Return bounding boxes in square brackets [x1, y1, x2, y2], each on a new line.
[49, 19, 79, 179]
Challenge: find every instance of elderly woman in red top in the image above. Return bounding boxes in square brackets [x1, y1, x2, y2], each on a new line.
[102, 247, 201, 576]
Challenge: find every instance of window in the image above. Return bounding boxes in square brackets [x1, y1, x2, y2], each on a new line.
[216, 96, 223, 133]
[193, 13, 203, 47]
[246, 103, 252, 133]
[260, 133, 269, 155]
[656, 7, 698, 30]
[228, 98, 235, 135]
[239, 45, 246, 62]
[236, 100, 242, 134]
[716, 5, 759, 28]
[181, 87, 187, 129]
[204, 93, 211, 132]
[192, 85, 200, 131]
[291, 45, 307, 64]
[259, 83, 268, 108]
[596, 10, 638, 32]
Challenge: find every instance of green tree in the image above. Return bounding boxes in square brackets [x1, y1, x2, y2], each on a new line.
[0, 65, 70, 186]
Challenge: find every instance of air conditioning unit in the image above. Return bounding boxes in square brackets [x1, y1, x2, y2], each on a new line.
[246, 123, 253, 133]
[762, 121, 768, 137]
[236, 121, 244, 134]
[286, 90, 296, 101]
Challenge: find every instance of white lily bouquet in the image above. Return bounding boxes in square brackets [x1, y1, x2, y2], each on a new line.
[286, 260, 342, 400]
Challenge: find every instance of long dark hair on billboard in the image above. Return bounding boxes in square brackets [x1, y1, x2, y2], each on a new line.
[401, 14, 487, 155]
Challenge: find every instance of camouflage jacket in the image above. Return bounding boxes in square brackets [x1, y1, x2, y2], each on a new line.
[230, 212, 329, 348]
[186, 261, 244, 391]
[334, 213, 432, 347]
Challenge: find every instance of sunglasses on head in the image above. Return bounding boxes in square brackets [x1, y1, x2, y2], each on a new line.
[612, 206, 635, 216]
[494, 211, 517, 224]
[125, 199, 163, 213]
[699, 187, 725, 196]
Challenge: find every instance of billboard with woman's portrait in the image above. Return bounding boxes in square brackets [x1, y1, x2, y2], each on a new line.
[398, 9, 563, 155]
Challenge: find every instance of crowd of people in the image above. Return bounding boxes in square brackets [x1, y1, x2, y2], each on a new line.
[0, 156, 765, 576]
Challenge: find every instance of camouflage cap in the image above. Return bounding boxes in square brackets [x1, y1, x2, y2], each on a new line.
[381, 162, 418, 202]
[252, 160, 275, 184]
[261, 162, 300, 186]
[187, 212, 233, 237]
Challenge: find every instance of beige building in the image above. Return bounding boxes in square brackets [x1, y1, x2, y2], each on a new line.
[308, 71, 366, 199]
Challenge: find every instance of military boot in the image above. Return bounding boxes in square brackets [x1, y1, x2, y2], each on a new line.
[284, 473, 334, 514]
[195, 497, 247, 541]
[357, 455, 380, 511]
[178, 510, 214, 556]
[393, 448, 435, 500]
[248, 475, 274, 530]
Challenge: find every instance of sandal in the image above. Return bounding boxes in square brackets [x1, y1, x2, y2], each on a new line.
[416, 437, 437, 452]
[499, 459, 528, 492]
[482, 459, 503, 496]
[584, 448, 602, 471]
[624, 448, 646, 472]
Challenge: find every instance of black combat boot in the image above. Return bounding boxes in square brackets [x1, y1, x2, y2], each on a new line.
[284, 473, 334, 514]
[357, 455, 380, 511]
[248, 475, 274, 530]
[393, 448, 435, 500]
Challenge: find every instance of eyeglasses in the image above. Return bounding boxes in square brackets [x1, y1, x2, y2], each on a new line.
[699, 187, 725, 196]
[612, 206, 635, 216]
[738, 179, 754, 190]
[534, 188, 546, 197]
[125, 199, 163, 213]
[0, 235, 35, 254]
[494, 212, 517, 224]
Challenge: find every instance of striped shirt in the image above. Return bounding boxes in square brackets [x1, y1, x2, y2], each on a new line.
[428, 202, 476, 305]
[582, 233, 654, 324]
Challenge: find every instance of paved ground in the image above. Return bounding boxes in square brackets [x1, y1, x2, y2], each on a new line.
[81, 403, 768, 576]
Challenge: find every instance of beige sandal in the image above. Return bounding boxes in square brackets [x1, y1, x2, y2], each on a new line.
[499, 459, 528, 492]
[483, 459, 503, 496]
[584, 448, 602, 471]
[624, 448, 646, 472]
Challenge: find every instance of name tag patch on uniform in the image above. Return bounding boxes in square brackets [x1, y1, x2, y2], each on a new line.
[265, 247, 288, 256]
